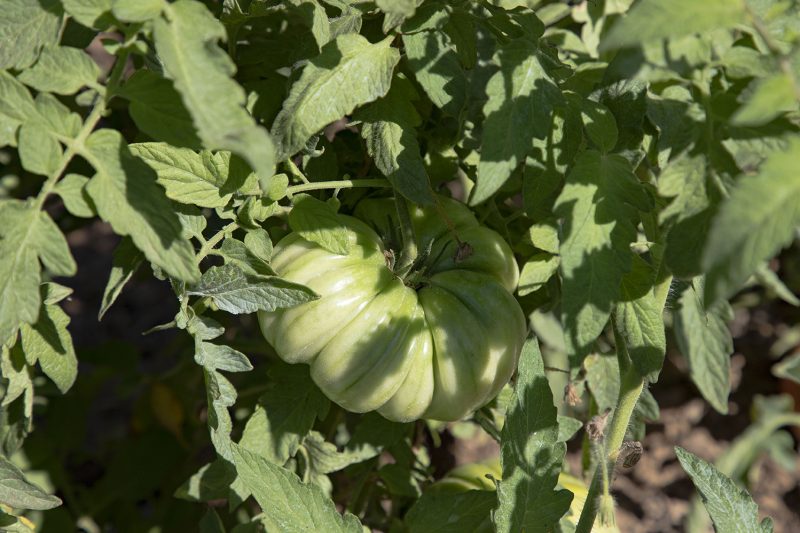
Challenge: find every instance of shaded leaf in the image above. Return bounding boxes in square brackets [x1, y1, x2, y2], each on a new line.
[555, 150, 651, 363]
[240, 363, 330, 465]
[495, 337, 572, 532]
[231, 444, 364, 533]
[731, 73, 797, 127]
[153, 0, 275, 180]
[472, 39, 561, 205]
[406, 490, 496, 533]
[272, 34, 399, 159]
[403, 29, 467, 117]
[54, 174, 96, 218]
[84, 129, 201, 283]
[20, 299, 78, 393]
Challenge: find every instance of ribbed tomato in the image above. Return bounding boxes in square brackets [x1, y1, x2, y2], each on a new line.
[258, 197, 526, 422]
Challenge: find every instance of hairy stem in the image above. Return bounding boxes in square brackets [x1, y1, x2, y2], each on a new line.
[575, 365, 644, 533]
[394, 195, 418, 273]
[195, 221, 238, 264]
[285, 179, 390, 196]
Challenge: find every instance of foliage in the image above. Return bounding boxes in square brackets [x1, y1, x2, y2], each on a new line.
[1, 0, 799, 531]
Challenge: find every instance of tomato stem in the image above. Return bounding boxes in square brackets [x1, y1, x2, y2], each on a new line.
[394, 196, 419, 275]
[285, 179, 390, 196]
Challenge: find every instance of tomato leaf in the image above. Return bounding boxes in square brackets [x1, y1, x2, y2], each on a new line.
[471, 39, 561, 205]
[613, 255, 666, 382]
[84, 129, 201, 283]
[600, 0, 746, 51]
[702, 137, 800, 305]
[357, 74, 434, 205]
[0, 0, 62, 70]
[17, 45, 99, 95]
[0, 455, 61, 510]
[240, 363, 330, 466]
[673, 278, 733, 414]
[231, 443, 364, 533]
[152, 0, 275, 181]
[495, 337, 572, 532]
[272, 34, 399, 159]
[675, 446, 774, 533]
[288, 194, 351, 255]
[98, 237, 144, 320]
[555, 150, 651, 364]
[406, 490, 496, 533]
[188, 264, 317, 314]
[20, 298, 78, 393]
[403, 29, 467, 118]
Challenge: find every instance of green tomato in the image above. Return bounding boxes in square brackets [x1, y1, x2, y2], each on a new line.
[258, 197, 526, 422]
[430, 459, 619, 531]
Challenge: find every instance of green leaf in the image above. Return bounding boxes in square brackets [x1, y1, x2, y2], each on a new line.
[111, 0, 165, 22]
[495, 337, 572, 532]
[199, 508, 225, 533]
[772, 352, 800, 384]
[613, 255, 666, 382]
[406, 490, 496, 533]
[195, 341, 252, 373]
[188, 264, 317, 314]
[20, 300, 78, 393]
[601, 0, 746, 51]
[518, 253, 559, 297]
[569, 93, 618, 153]
[240, 363, 330, 465]
[357, 75, 434, 205]
[99, 237, 143, 320]
[153, 0, 275, 181]
[61, 0, 113, 29]
[244, 229, 273, 263]
[702, 137, 800, 304]
[584, 353, 620, 413]
[203, 368, 237, 460]
[272, 34, 399, 159]
[754, 263, 800, 307]
[403, 29, 467, 117]
[175, 459, 236, 502]
[303, 430, 378, 478]
[0, 0, 62, 70]
[0, 204, 76, 345]
[116, 70, 202, 149]
[17, 45, 99, 95]
[129, 143, 238, 208]
[527, 222, 559, 254]
[231, 443, 364, 533]
[288, 194, 351, 255]
[84, 129, 201, 283]
[471, 40, 561, 205]
[731, 73, 798, 127]
[0, 455, 61, 510]
[54, 174, 97, 218]
[17, 122, 61, 177]
[674, 278, 733, 414]
[218, 238, 273, 277]
[554, 150, 651, 362]
[675, 447, 773, 533]
[658, 154, 708, 225]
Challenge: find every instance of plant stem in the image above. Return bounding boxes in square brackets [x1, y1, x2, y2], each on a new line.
[33, 101, 107, 212]
[575, 365, 644, 533]
[394, 195, 418, 273]
[285, 178, 390, 197]
[195, 221, 238, 264]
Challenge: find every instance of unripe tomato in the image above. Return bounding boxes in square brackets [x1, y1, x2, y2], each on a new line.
[430, 459, 619, 531]
[258, 196, 526, 422]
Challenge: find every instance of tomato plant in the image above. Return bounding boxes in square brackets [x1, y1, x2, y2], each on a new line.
[1, 0, 800, 531]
